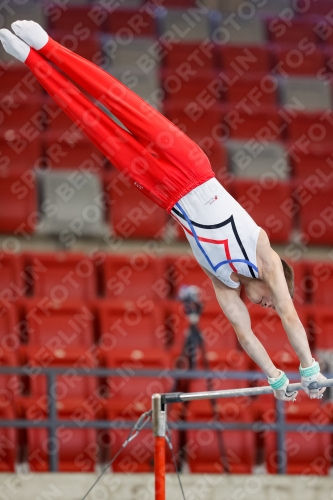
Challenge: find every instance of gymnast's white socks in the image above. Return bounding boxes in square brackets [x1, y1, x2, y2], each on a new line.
[12, 20, 49, 51]
[0, 21, 49, 63]
[0, 29, 30, 62]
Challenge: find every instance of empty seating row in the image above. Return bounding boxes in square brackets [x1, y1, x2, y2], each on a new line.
[163, 42, 333, 76]
[1, 303, 333, 373]
[3, 111, 333, 180]
[1, 254, 333, 305]
[1, 74, 331, 134]
[2, 43, 333, 106]
[43, 5, 333, 46]
[164, 102, 333, 139]
[1, 168, 333, 243]
[2, 116, 332, 184]
[162, 72, 332, 111]
[1, 395, 332, 474]
[0, 253, 213, 302]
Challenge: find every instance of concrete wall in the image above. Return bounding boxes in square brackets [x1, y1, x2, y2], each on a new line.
[0, 473, 332, 500]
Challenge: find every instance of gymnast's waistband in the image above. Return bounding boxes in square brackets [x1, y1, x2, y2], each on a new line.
[165, 170, 216, 213]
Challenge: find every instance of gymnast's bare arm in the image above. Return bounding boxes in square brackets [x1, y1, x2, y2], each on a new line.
[256, 230, 313, 368]
[199, 265, 280, 378]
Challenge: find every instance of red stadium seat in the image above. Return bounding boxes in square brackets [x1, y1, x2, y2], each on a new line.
[299, 185, 333, 245]
[0, 348, 20, 410]
[186, 399, 255, 473]
[163, 42, 215, 70]
[216, 45, 271, 73]
[163, 101, 225, 138]
[0, 65, 42, 95]
[286, 110, 333, 143]
[0, 253, 25, 306]
[249, 307, 309, 370]
[0, 129, 42, 173]
[103, 348, 173, 403]
[164, 254, 217, 302]
[105, 172, 168, 239]
[233, 179, 293, 244]
[42, 131, 107, 170]
[43, 99, 76, 136]
[303, 0, 333, 16]
[312, 307, 333, 350]
[0, 170, 37, 234]
[162, 69, 220, 102]
[189, 376, 249, 395]
[154, 0, 196, 5]
[25, 252, 97, 301]
[263, 397, 331, 474]
[98, 300, 165, 351]
[108, 9, 156, 36]
[0, 407, 16, 472]
[266, 17, 318, 44]
[290, 143, 333, 182]
[187, 352, 251, 394]
[0, 97, 42, 130]
[99, 254, 167, 301]
[272, 44, 326, 76]
[224, 73, 278, 105]
[303, 261, 333, 305]
[250, 358, 300, 387]
[106, 400, 179, 472]
[27, 407, 97, 472]
[165, 300, 239, 355]
[315, 18, 333, 44]
[49, 5, 107, 32]
[268, 349, 299, 371]
[23, 300, 95, 347]
[0, 307, 19, 359]
[224, 104, 282, 140]
[190, 137, 228, 179]
[23, 346, 98, 401]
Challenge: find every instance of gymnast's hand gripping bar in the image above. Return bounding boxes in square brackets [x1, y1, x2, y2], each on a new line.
[158, 377, 333, 405]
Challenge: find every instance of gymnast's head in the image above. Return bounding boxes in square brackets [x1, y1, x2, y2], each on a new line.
[281, 258, 295, 299]
[244, 258, 294, 308]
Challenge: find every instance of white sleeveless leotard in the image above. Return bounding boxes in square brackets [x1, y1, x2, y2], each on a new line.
[171, 178, 261, 289]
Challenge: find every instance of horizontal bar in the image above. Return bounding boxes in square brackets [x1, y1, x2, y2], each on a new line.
[167, 422, 333, 433]
[1, 419, 333, 433]
[0, 419, 150, 429]
[161, 377, 333, 404]
[0, 366, 318, 380]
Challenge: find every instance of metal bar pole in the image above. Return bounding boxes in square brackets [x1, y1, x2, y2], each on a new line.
[47, 372, 58, 472]
[161, 378, 333, 404]
[152, 394, 166, 500]
[276, 400, 286, 474]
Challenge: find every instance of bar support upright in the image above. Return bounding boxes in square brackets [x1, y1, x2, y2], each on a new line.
[47, 372, 58, 472]
[153, 394, 166, 500]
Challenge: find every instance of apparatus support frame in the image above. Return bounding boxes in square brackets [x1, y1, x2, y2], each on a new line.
[152, 377, 333, 500]
[153, 394, 167, 500]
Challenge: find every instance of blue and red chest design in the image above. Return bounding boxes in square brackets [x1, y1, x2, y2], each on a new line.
[171, 204, 258, 278]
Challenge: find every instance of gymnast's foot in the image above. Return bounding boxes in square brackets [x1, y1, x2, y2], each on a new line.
[12, 20, 48, 50]
[0, 29, 30, 62]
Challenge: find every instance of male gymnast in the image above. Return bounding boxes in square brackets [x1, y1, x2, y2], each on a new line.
[0, 21, 326, 401]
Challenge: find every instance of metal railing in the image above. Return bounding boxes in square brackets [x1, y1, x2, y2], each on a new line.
[1, 366, 332, 473]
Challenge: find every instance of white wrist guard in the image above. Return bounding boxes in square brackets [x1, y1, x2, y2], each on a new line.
[268, 370, 289, 391]
[299, 358, 320, 381]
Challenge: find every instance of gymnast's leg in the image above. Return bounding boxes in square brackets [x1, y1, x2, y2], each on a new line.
[11, 20, 208, 173]
[0, 29, 168, 204]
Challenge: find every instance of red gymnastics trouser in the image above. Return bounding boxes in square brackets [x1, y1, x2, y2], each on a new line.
[24, 39, 214, 212]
